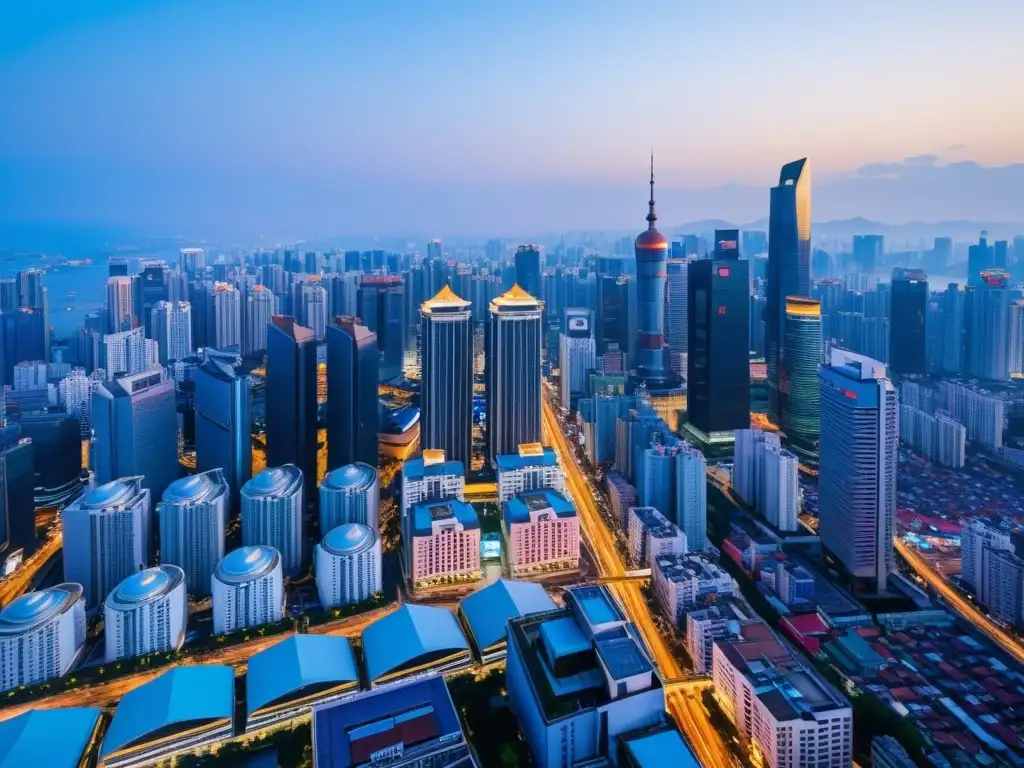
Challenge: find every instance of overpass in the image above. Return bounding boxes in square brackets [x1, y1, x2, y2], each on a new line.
[596, 570, 652, 584]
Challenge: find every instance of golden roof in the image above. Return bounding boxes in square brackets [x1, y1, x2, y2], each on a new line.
[421, 284, 469, 313]
[491, 283, 541, 309]
[785, 296, 821, 317]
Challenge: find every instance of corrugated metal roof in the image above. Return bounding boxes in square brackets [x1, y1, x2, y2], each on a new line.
[362, 605, 468, 683]
[0, 707, 102, 768]
[460, 579, 556, 652]
[100, 665, 234, 758]
[246, 635, 359, 719]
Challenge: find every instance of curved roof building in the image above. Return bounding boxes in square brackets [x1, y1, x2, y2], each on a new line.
[245, 635, 359, 729]
[0, 707, 103, 768]
[104, 565, 187, 662]
[214, 544, 280, 584]
[100, 665, 234, 768]
[240, 464, 304, 575]
[321, 462, 377, 495]
[319, 463, 379, 532]
[361, 604, 470, 687]
[158, 469, 229, 597]
[314, 524, 382, 609]
[459, 578, 557, 661]
[0, 583, 86, 692]
[0, 583, 83, 636]
[211, 546, 285, 636]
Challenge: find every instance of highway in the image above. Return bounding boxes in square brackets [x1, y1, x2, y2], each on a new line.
[541, 393, 738, 768]
[895, 537, 1024, 665]
[0, 528, 62, 609]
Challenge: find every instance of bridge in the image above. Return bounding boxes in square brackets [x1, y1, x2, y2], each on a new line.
[596, 569, 652, 584]
[664, 674, 713, 691]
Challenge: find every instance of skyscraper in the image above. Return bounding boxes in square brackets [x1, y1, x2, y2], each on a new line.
[320, 463, 380, 533]
[179, 248, 205, 279]
[968, 233, 995, 287]
[1, 308, 46, 386]
[888, 268, 928, 376]
[818, 349, 897, 593]
[241, 464, 305, 576]
[559, 308, 596, 410]
[514, 245, 543, 303]
[242, 285, 276, 357]
[0, 433, 34, 560]
[939, 283, 964, 373]
[326, 316, 379, 470]
[106, 276, 135, 333]
[852, 235, 883, 274]
[266, 316, 318, 494]
[1010, 300, 1024, 376]
[63, 477, 152, 608]
[212, 546, 285, 635]
[104, 565, 187, 662]
[207, 282, 241, 349]
[194, 354, 252, 498]
[486, 285, 542, 462]
[634, 157, 672, 385]
[158, 470, 229, 597]
[151, 300, 193, 363]
[420, 285, 473, 467]
[295, 278, 328, 341]
[686, 235, 750, 439]
[767, 158, 812, 424]
[92, 366, 178, 503]
[665, 257, 692, 375]
[135, 261, 170, 337]
[357, 276, 405, 382]
[965, 270, 1011, 381]
[781, 297, 822, 461]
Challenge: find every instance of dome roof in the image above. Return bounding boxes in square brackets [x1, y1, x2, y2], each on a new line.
[243, 465, 301, 499]
[634, 227, 669, 251]
[322, 463, 377, 493]
[322, 523, 376, 556]
[83, 479, 138, 509]
[0, 584, 81, 634]
[107, 565, 184, 607]
[163, 471, 225, 504]
[215, 546, 280, 584]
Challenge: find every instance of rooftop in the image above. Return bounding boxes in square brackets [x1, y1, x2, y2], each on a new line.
[459, 578, 557, 653]
[495, 445, 558, 472]
[412, 498, 479, 537]
[321, 523, 378, 556]
[402, 456, 465, 482]
[214, 545, 280, 585]
[621, 724, 702, 768]
[0, 707, 103, 768]
[246, 635, 359, 721]
[321, 463, 377, 493]
[242, 464, 302, 499]
[106, 565, 184, 608]
[630, 507, 682, 540]
[0, 583, 82, 635]
[653, 553, 731, 585]
[503, 488, 576, 525]
[490, 283, 541, 310]
[594, 626, 654, 680]
[79, 476, 144, 509]
[569, 584, 624, 631]
[161, 469, 228, 505]
[361, 604, 469, 683]
[421, 284, 470, 314]
[100, 665, 234, 759]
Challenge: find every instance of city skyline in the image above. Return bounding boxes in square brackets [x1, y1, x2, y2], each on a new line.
[2, 3, 1024, 237]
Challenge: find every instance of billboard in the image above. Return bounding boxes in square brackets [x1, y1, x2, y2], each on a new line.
[568, 316, 589, 332]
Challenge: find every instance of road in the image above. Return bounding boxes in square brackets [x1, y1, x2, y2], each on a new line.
[0, 603, 398, 724]
[895, 537, 1024, 665]
[0, 529, 62, 609]
[541, 394, 738, 768]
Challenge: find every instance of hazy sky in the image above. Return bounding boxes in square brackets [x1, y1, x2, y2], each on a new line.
[1, 1, 1022, 238]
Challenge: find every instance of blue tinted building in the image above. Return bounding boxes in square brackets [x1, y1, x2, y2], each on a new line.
[326, 315, 379, 470]
[357, 276, 405, 382]
[420, 285, 473, 467]
[361, 603, 471, 688]
[515, 244, 543, 302]
[0, 308, 46, 386]
[634, 160, 672, 385]
[266, 316, 318, 495]
[194, 355, 252, 499]
[459, 578, 556, 662]
[0, 707, 103, 768]
[319, 462, 379, 533]
[0, 431, 35, 559]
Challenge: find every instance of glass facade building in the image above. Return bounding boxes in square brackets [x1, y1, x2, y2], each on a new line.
[634, 161, 672, 385]
[514, 245, 542, 303]
[889, 268, 928, 376]
[357, 277, 405, 383]
[420, 286, 473, 467]
[781, 297, 822, 462]
[965, 270, 1011, 381]
[266, 316, 318, 495]
[326, 316, 379, 470]
[194, 355, 252, 499]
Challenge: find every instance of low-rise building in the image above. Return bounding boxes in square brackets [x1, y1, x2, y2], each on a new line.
[502, 488, 580, 576]
[459, 578, 557, 663]
[626, 506, 686, 568]
[361, 604, 471, 688]
[0, 707, 104, 768]
[409, 498, 480, 588]
[496, 444, 564, 502]
[684, 599, 758, 675]
[652, 553, 736, 627]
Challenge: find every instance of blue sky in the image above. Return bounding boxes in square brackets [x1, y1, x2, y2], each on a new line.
[1, 1, 1022, 238]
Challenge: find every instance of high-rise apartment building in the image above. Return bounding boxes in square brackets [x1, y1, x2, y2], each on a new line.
[151, 300, 193, 363]
[889, 269, 928, 375]
[207, 282, 241, 349]
[965, 270, 1011, 381]
[559, 308, 596, 410]
[767, 159, 812, 423]
[103, 565, 187, 662]
[106, 277, 135, 333]
[960, 518, 1013, 591]
[408, 499, 481, 587]
[486, 285, 542, 462]
[158, 470, 230, 597]
[325, 315, 379, 470]
[179, 248, 205, 278]
[898, 405, 966, 469]
[980, 548, 1024, 629]
[502, 489, 580, 577]
[634, 158, 672, 385]
[295, 279, 328, 341]
[242, 286, 276, 357]
[314, 523, 382, 608]
[0, 583, 85, 693]
[781, 297, 822, 461]
[319, 463, 379, 533]
[420, 285, 473, 467]
[100, 326, 154, 377]
[241, 465, 305, 577]
[938, 283, 964, 373]
[63, 477, 152, 608]
[514, 245, 543, 302]
[266, 316, 318, 494]
[852, 234, 883, 274]
[211, 545, 285, 635]
[818, 349, 897, 593]
[92, 366, 178, 502]
[193, 355, 251, 498]
[939, 382, 1004, 449]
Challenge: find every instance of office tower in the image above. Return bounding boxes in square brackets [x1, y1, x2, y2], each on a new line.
[325, 316, 379, 470]
[506, 585, 666, 767]
[965, 270, 1011, 381]
[314, 523, 382, 608]
[295, 278, 328, 341]
[514, 244, 543, 301]
[852, 234, 883, 274]
[1011, 300, 1024, 375]
[687, 243, 750, 437]
[357, 276, 406, 382]
[502, 489, 580, 576]
[578, 394, 623, 465]
[242, 285, 276, 357]
[558, 308, 596, 409]
[712, 634, 852, 767]
[18, 413, 80, 501]
[596, 256, 631, 357]
[408, 499, 481, 587]
[266, 316, 318, 493]
[179, 248, 205, 278]
[106, 257, 130, 277]
[211, 546, 285, 635]
[486, 285, 542, 462]
[939, 283, 964, 373]
[781, 297, 822, 460]
[665, 258, 691, 375]
[939, 382, 1004, 449]
[889, 268, 928, 376]
[961, 518, 1013, 591]
[158, 470, 229, 597]
[495, 444, 564, 503]
[207, 282, 241, 349]
[0, 278, 17, 311]
[11, 361, 47, 391]
[627, 506, 686, 568]
[968, 233, 995, 286]
[420, 285, 473, 467]
[134, 260, 170, 337]
[150, 300, 193, 363]
[106, 276, 135, 333]
[818, 349, 897, 593]
[767, 158, 812, 423]
[241, 464, 304, 576]
[0, 308, 46, 385]
[92, 366, 177, 502]
[0, 434, 34, 560]
[0, 583, 86, 693]
[319, 463, 379, 534]
[193, 355, 251, 498]
[634, 157, 672, 384]
[103, 565, 187, 662]
[63, 477, 151, 608]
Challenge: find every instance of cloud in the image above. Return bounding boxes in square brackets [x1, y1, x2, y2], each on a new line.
[903, 154, 938, 166]
[948, 143, 968, 152]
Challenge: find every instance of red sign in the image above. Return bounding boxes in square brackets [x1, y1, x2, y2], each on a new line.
[717, 267, 730, 277]
[717, 306, 727, 315]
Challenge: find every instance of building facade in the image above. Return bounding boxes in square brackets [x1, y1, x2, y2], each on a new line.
[193, 356, 252, 498]
[212, 545, 285, 635]
[240, 464, 305, 577]
[502, 489, 580, 576]
[409, 499, 480, 587]
[496, 444, 564, 502]
[158, 470, 230, 597]
[314, 523, 382, 608]
[319, 462, 379, 534]
[0, 583, 85, 693]
[325, 315, 380, 470]
[104, 565, 187, 662]
[781, 297, 822, 462]
[266, 316, 318, 495]
[559, 308, 596, 409]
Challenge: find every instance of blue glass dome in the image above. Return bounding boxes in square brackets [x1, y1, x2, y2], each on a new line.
[84, 479, 137, 509]
[0, 584, 81, 634]
[322, 463, 377, 493]
[243, 465, 301, 498]
[215, 546, 279, 584]
[322, 523, 376, 556]
[107, 565, 183, 607]
[163, 471, 225, 504]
